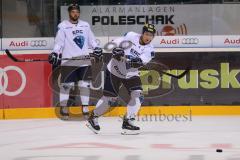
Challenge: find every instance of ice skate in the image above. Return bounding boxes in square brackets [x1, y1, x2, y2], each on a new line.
[82, 105, 90, 119]
[121, 117, 140, 135]
[60, 106, 69, 120]
[86, 112, 100, 134]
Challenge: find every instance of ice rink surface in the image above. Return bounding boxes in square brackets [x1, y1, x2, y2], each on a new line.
[0, 116, 240, 160]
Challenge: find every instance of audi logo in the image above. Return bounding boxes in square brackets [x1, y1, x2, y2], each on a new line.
[182, 38, 199, 44]
[0, 66, 26, 96]
[30, 40, 47, 47]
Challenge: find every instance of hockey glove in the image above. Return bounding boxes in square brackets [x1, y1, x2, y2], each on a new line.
[128, 57, 144, 68]
[112, 47, 124, 61]
[90, 47, 103, 62]
[48, 52, 61, 65]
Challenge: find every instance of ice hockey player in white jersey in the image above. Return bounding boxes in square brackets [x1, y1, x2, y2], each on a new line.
[86, 23, 156, 134]
[48, 4, 102, 119]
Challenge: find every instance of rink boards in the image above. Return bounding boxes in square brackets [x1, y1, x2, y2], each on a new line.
[1, 49, 240, 119]
[1, 106, 240, 119]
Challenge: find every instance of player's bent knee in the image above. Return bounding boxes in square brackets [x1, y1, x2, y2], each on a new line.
[103, 96, 118, 106]
[78, 80, 90, 88]
[131, 90, 144, 104]
[60, 82, 74, 93]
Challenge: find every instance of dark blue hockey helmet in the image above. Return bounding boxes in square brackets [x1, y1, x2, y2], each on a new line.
[68, 4, 80, 12]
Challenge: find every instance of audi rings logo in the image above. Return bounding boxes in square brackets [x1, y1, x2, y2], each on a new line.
[0, 66, 26, 96]
[182, 38, 199, 44]
[30, 40, 47, 47]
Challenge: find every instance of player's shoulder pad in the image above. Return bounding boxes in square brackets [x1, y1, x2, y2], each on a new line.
[79, 20, 90, 27]
[57, 20, 69, 30]
[124, 31, 137, 37]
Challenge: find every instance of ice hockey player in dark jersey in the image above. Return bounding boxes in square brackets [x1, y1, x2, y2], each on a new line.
[86, 23, 156, 135]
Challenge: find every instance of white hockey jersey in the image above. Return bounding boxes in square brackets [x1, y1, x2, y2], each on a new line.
[53, 20, 98, 66]
[107, 32, 154, 79]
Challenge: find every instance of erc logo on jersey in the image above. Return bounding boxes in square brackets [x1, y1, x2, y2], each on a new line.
[73, 30, 85, 49]
[73, 35, 85, 49]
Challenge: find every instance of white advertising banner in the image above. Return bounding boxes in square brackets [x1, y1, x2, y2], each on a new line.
[61, 5, 211, 36]
[2, 37, 54, 50]
[152, 36, 212, 48]
[108, 35, 240, 48]
[1, 35, 240, 50]
[212, 35, 240, 48]
[109, 36, 212, 48]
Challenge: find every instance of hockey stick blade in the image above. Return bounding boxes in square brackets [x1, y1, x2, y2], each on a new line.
[5, 49, 19, 62]
[5, 49, 49, 62]
[5, 49, 91, 62]
[160, 66, 191, 79]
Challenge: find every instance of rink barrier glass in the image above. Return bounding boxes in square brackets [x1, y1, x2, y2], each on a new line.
[0, 1, 239, 38]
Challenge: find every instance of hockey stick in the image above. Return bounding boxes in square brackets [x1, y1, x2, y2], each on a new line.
[5, 49, 92, 62]
[153, 61, 191, 79]
[6, 49, 190, 79]
[159, 66, 190, 79]
[122, 56, 191, 79]
[142, 59, 191, 79]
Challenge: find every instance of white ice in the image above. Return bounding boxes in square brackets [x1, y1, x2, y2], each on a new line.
[0, 116, 240, 160]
